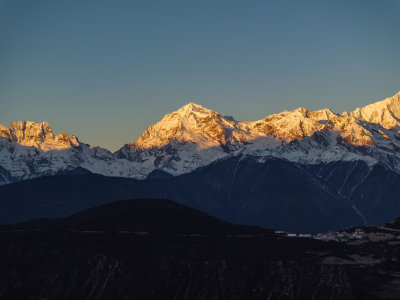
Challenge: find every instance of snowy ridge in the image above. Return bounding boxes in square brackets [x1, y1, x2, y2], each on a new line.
[2, 91, 400, 184]
[347, 91, 400, 129]
[118, 91, 400, 175]
[0, 121, 146, 184]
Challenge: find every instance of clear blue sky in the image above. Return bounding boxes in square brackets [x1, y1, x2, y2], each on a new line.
[1, 0, 399, 151]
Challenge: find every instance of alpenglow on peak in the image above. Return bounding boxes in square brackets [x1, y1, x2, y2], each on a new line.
[3, 91, 400, 185]
[347, 91, 400, 129]
[175, 102, 214, 116]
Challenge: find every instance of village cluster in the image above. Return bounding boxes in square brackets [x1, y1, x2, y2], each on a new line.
[276, 228, 400, 243]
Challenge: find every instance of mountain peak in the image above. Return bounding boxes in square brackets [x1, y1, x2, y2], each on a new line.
[4, 120, 76, 151]
[184, 101, 203, 108]
[9, 120, 53, 143]
[128, 102, 231, 152]
[176, 102, 215, 117]
[349, 92, 400, 129]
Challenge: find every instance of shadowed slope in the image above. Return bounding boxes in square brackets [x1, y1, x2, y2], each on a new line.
[7, 199, 269, 235]
[0, 156, 361, 233]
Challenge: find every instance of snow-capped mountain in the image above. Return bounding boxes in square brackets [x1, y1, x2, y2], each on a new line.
[118, 91, 400, 175]
[2, 91, 400, 185]
[0, 121, 144, 185]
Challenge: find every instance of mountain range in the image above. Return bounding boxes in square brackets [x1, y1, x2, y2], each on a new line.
[2, 91, 400, 232]
[2, 91, 400, 185]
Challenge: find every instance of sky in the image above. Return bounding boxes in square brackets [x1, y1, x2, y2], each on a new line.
[1, 0, 399, 151]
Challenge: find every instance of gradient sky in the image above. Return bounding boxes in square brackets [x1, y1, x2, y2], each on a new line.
[1, 0, 399, 151]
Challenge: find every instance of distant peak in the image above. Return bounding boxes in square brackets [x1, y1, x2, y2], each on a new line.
[3, 120, 78, 150]
[354, 92, 400, 111]
[181, 102, 209, 110]
[292, 107, 309, 114]
[9, 120, 53, 135]
[9, 120, 50, 127]
[347, 91, 400, 128]
[186, 101, 202, 107]
[174, 102, 215, 117]
[315, 108, 334, 113]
